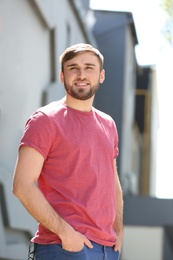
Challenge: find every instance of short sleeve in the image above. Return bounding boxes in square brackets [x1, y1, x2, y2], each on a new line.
[19, 111, 54, 159]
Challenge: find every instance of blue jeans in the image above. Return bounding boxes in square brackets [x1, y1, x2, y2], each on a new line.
[28, 241, 120, 260]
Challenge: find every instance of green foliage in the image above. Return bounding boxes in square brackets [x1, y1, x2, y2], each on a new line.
[161, 0, 173, 16]
[160, 0, 173, 46]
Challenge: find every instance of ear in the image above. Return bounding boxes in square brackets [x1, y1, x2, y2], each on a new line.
[100, 69, 105, 84]
[60, 70, 64, 84]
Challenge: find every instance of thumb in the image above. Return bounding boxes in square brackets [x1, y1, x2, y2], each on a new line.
[84, 237, 93, 249]
[113, 244, 118, 252]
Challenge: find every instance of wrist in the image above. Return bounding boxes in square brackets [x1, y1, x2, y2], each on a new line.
[57, 219, 74, 241]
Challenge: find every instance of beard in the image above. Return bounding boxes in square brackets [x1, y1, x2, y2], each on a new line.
[64, 80, 100, 101]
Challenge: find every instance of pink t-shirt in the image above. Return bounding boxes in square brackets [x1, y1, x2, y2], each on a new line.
[20, 101, 119, 246]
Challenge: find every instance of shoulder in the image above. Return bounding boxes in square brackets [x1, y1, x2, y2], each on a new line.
[28, 101, 67, 122]
[93, 107, 114, 123]
[24, 101, 65, 129]
[38, 101, 65, 117]
[92, 107, 118, 135]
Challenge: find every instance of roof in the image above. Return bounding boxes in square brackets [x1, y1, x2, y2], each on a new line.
[93, 10, 138, 45]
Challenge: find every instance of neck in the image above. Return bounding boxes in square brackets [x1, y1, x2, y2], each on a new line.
[61, 94, 94, 112]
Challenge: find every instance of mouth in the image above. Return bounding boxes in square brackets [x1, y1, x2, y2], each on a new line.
[74, 81, 89, 88]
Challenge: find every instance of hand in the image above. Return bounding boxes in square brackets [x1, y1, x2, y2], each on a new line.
[61, 229, 93, 252]
[113, 231, 123, 252]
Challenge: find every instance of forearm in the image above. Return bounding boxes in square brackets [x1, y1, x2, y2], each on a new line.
[114, 188, 123, 234]
[113, 184, 123, 252]
[113, 160, 124, 251]
[13, 181, 72, 240]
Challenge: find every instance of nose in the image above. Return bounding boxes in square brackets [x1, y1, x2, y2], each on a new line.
[77, 68, 86, 79]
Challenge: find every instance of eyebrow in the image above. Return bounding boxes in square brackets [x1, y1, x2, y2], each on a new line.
[67, 63, 96, 68]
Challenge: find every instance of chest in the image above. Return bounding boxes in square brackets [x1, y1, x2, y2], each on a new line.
[53, 113, 114, 158]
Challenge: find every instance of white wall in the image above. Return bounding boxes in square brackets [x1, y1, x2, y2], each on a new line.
[121, 226, 163, 260]
[120, 26, 137, 194]
[149, 68, 159, 196]
[0, 0, 51, 169]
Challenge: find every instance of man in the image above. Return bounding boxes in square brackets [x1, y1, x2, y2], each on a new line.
[12, 43, 123, 260]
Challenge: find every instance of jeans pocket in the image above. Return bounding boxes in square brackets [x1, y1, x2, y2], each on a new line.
[56, 244, 86, 256]
[34, 243, 87, 260]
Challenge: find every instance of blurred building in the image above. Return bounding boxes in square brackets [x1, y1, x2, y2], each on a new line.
[92, 8, 173, 260]
[0, 0, 172, 259]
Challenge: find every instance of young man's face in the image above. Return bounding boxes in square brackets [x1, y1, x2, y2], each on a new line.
[60, 52, 105, 101]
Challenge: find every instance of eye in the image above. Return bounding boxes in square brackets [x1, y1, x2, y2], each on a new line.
[86, 66, 93, 70]
[69, 67, 78, 71]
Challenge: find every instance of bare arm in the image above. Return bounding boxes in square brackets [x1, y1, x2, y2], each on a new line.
[113, 159, 123, 252]
[12, 146, 92, 251]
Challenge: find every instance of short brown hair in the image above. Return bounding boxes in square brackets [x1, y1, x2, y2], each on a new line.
[60, 43, 104, 71]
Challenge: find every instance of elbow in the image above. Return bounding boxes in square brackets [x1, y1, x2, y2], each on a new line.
[12, 182, 19, 197]
[12, 178, 36, 200]
[12, 179, 22, 199]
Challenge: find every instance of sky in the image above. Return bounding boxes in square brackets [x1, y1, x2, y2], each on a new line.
[90, 0, 173, 198]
